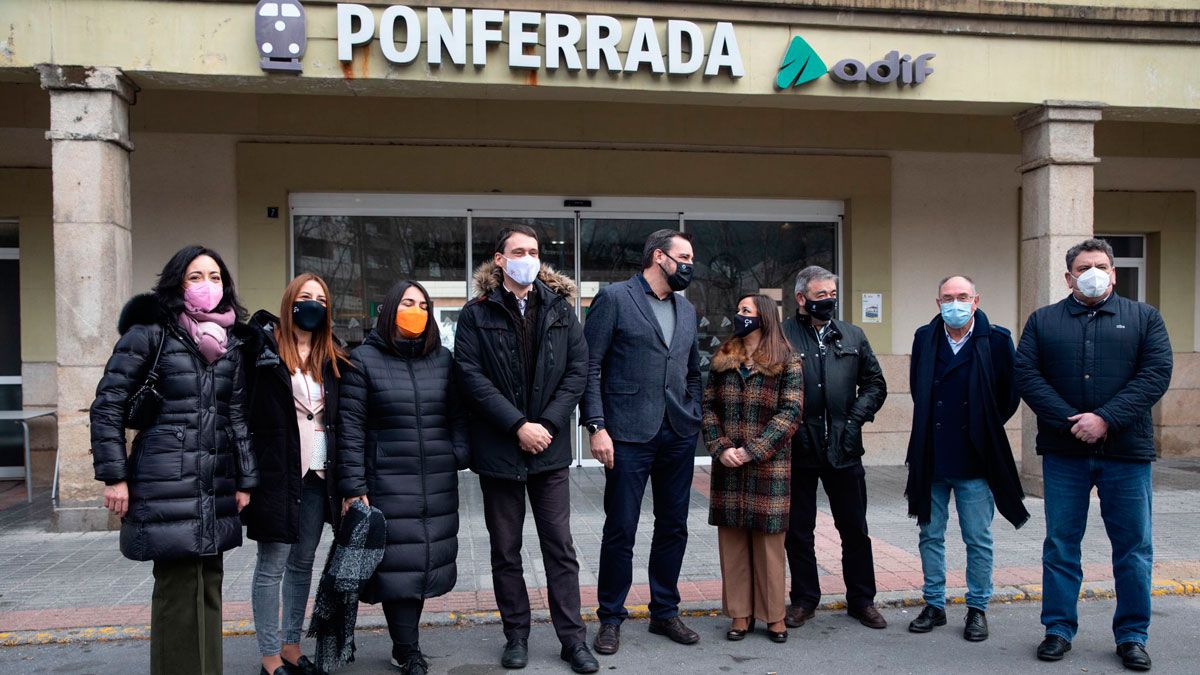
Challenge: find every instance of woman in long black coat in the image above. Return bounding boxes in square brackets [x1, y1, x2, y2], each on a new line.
[337, 280, 469, 675]
[242, 273, 349, 675]
[90, 245, 258, 675]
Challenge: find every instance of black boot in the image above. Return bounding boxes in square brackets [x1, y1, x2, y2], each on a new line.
[963, 608, 989, 642]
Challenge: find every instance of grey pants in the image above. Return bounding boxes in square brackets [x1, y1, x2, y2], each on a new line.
[251, 473, 328, 657]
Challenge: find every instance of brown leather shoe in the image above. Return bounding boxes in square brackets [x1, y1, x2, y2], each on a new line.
[785, 605, 815, 628]
[592, 624, 620, 655]
[848, 604, 887, 629]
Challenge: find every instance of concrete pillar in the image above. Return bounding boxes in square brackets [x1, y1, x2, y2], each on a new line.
[36, 65, 137, 531]
[1014, 100, 1103, 496]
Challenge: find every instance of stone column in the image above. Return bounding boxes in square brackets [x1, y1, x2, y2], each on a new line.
[36, 65, 137, 531]
[1014, 100, 1103, 496]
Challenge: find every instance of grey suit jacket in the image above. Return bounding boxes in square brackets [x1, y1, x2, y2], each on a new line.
[581, 274, 703, 443]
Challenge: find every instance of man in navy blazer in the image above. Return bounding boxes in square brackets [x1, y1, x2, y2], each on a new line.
[581, 229, 703, 655]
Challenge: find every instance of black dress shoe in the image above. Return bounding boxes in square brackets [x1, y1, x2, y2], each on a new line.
[848, 605, 888, 629]
[725, 619, 755, 641]
[389, 652, 429, 675]
[907, 605, 947, 633]
[261, 667, 289, 675]
[593, 624, 620, 655]
[648, 616, 701, 645]
[1037, 635, 1072, 661]
[1117, 642, 1152, 671]
[785, 605, 815, 628]
[501, 638, 529, 669]
[963, 608, 989, 642]
[560, 643, 600, 674]
[283, 655, 327, 675]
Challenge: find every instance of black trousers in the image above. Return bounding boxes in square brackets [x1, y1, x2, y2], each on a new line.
[382, 598, 425, 657]
[479, 467, 587, 647]
[785, 463, 878, 611]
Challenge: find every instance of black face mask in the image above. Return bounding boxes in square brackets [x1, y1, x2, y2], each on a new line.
[732, 315, 760, 338]
[804, 297, 837, 322]
[659, 252, 694, 292]
[292, 300, 327, 332]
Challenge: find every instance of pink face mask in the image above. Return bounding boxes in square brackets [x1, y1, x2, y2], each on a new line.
[184, 279, 223, 312]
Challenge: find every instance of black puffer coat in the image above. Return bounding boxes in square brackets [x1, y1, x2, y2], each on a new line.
[337, 330, 469, 602]
[90, 293, 258, 562]
[241, 310, 344, 543]
[454, 262, 588, 481]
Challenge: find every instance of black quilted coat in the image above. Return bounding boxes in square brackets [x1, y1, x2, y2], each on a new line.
[240, 310, 343, 543]
[337, 330, 469, 602]
[90, 294, 258, 562]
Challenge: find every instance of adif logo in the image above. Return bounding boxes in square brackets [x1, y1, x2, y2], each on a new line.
[776, 35, 935, 89]
[256, 0, 307, 73]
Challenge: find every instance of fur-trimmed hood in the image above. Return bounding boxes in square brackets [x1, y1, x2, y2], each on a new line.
[471, 261, 577, 302]
[116, 292, 252, 340]
[710, 337, 788, 378]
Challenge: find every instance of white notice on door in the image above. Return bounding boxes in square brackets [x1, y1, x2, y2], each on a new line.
[861, 293, 883, 324]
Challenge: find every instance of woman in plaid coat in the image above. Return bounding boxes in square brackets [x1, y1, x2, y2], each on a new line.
[703, 293, 804, 644]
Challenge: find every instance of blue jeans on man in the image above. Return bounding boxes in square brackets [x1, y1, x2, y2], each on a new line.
[596, 422, 697, 624]
[918, 477, 995, 611]
[1041, 453, 1153, 646]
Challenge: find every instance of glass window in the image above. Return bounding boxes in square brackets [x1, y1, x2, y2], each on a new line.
[688, 220, 837, 368]
[293, 215, 467, 346]
[471, 217, 575, 279]
[1098, 234, 1147, 303]
[579, 218, 677, 315]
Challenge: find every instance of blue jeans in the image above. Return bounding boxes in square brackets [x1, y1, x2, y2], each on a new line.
[596, 422, 697, 624]
[1041, 453, 1153, 646]
[251, 473, 328, 657]
[918, 477, 995, 611]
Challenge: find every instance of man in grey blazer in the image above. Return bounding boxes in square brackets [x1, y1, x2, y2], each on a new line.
[582, 229, 704, 655]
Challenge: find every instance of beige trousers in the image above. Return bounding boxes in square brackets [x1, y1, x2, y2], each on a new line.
[717, 526, 787, 624]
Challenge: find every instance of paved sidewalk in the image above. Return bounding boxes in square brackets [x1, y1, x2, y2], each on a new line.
[2, 461, 1199, 644]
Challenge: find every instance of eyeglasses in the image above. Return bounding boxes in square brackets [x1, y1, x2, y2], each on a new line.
[939, 294, 976, 304]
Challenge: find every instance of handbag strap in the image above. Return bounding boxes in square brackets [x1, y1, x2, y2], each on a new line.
[144, 325, 168, 384]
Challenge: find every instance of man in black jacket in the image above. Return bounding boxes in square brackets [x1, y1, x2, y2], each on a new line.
[904, 275, 1028, 643]
[453, 225, 598, 674]
[1016, 238, 1172, 671]
[781, 266, 888, 630]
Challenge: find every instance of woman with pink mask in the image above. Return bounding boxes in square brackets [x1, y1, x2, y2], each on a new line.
[90, 245, 259, 675]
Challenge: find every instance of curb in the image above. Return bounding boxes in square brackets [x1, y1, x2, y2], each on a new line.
[3, 579, 1197, 647]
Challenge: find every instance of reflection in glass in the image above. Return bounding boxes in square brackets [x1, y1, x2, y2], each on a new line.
[471, 217, 575, 280]
[293, 215, 467, 346]
[688, 220, 837, 371]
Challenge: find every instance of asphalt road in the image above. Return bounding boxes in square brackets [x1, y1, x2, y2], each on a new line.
[4, 596, 1199, 674]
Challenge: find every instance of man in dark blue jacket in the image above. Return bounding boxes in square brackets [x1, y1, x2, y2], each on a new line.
[581, 229, 703, 655]
[904, 275, 1028, 643]
[1016, 238, 1172, 671]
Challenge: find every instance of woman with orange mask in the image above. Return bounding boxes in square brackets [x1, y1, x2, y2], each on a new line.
[336, 280, 469, 675]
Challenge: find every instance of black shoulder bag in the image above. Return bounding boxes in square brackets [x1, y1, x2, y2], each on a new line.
[124, 326, 168, 430]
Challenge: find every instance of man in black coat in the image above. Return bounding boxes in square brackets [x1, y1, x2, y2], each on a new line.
[781, 266, 888, 630]
[453, 225, 598, 674]
[904, 275, 1028, 643]
[581, 229, 704, 654]
[1016, 238, 1172, 670]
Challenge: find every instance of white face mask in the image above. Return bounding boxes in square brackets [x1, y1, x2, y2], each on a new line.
[503, 255, 541, 286]
[1072, 266, 1111, 299]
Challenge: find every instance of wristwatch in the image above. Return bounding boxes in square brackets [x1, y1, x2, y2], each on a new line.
[586, 422, 604, 436]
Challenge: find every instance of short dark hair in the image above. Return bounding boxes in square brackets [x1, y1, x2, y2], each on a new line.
[1065, 238, 1115, 271]
[641, 229, 693, 268]
[495, 224, 539, 254]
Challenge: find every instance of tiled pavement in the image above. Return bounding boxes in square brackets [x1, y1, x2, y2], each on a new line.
[2, 461, 1199, 636]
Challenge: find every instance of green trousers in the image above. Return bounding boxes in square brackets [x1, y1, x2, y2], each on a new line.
[151, 554, 224, 675]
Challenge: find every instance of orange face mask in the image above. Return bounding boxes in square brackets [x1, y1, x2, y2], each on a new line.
[395, 306, 428, 338]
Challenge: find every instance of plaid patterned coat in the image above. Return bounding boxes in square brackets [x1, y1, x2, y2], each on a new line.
[703, 338, 804, 533]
